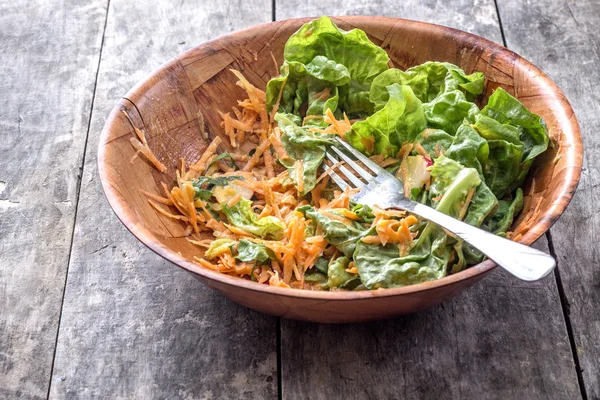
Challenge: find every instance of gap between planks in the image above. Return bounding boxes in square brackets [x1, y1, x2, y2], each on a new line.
[494, 0, 585, 396]
[45, 0, 112, 397]
[547, 230, 588, 400]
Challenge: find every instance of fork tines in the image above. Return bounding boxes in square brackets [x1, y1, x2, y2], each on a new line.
[324, 138, 384, 191]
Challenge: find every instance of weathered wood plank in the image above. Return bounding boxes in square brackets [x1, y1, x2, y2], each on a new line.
[497, 0, 599, 397]
[0, 1, 108, 398]
[276, 2, 581, 399]
[48, 1, 276, 399]
[276, 0, 504, 44]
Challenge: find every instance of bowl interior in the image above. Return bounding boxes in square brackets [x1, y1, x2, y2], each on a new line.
[99, 16, 582, 300]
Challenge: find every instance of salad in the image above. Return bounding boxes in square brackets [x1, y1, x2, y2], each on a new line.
[140, 16, 549, 290]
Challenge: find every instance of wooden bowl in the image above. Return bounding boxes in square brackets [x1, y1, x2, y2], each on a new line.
[98, 16, 582, 323]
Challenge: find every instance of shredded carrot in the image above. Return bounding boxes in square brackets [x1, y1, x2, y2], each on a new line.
[148, 200, 189, 221]
[186, 136, 222, 179]
[457, 188, 476, 221]
[186, 238, 212, 248]
[269, 128, 289, 160]
[129, 137, 167, 173]
[361, 235, 383, 244]
[194, 257, 218, 270]
[219, 111, 238, 148]
[140, 189, 173, 205]
[310, 175, 329, 207]
[269, 271, 291, 288]
[413, 143, 430, 159]
[244, 140, 271, 171]
[324, 108, 351, 138]
[227, 193, 243, 208]
[320, 210, 354, 224]
[295, 160, 305, 194]
[262, 133, 275, 178]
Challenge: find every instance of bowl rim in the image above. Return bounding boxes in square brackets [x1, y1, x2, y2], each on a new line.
[98, 16, 583, 301]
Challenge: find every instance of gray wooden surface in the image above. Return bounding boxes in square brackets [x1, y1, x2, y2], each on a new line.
[0, 1, 107, 398]
[496, 1, 600, 398]
[0, 0, 596, 399]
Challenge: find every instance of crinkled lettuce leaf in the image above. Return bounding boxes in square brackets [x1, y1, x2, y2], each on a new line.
[235, 239, 276, 263]
[487, 188, 524, 235]
[350, 202, 375, 224]
[463, 183, 498, 227]
[283, 16, 389, 86]
[429, 156, 482, 218]
[355, 156, 483, 289]
[266, 59, 344, 119]
[324, 256, 361, 290]
[266, 16, 389, 118]
[482, 88, 549, 163]
[338, 82, 374, 116]
[414, 128, 454, 156]
[370, 62, 484, 108]
[354, 241, 447, 289]
[205, 238, 235, 259]
[480, 88, 550, 194]
[298, 205, 369, 257]
[222, 198, 285, 240]
[422, 90, 479, 134]
[346, 84, 426, 156]
[445, 122, 489, 175]
[275, 113, 336, 194]
[192, 175, 245, 201]
[440, 124, 498, 226]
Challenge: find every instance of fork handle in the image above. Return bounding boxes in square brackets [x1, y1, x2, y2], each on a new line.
[405, 203, 556, 281]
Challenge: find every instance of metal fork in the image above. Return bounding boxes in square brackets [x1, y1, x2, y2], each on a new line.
[325, 137, 556, 281]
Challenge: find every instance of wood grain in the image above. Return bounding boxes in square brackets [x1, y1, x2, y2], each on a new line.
[276, 0, 504, 45]
[0, 1, 108, 398]
[48, 1, 277, 399]
[497, 0, 600, 397]
[275, 2, 581, 398]
[282, 265, 579, 400]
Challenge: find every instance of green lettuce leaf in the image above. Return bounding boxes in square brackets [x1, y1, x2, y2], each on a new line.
[266, 60, 344, 117]
[482, 88, 549, 162]
[414, 128, 454, 156]
[205, 239, 236, 259]
[305, 78, 340, 118]
[422, 90, 479, 135]
[463, 183, 498, 227]
[429, 156, 482, 218]
[487, 188, 524, 235]
[471, 114, 525, 197]
[192, 175, 245, 201]
[304, 271, 328, 283]
[324, 256, 360, 289]
[222, 198, 285, 240]
[370, 62, 484, 107]
[275, 113, 336, 194]
[267, 16, 389, 117]
[235, 239, 276, 263]
[283, 16, 389, 86]
[346, 84, 426, 156]
[354, 241, 447, 289]
[354, 156, 482, 289]
[298, 205, 369, 257]
[440, 124, 498, 227]
[338, 83, 374, 116]
[350, 202, 375, 224]
[313, 257, 329, 274]
[445, 122, 489, 176]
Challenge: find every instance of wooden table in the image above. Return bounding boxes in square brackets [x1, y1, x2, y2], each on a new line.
[1, 0, 597, 399]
